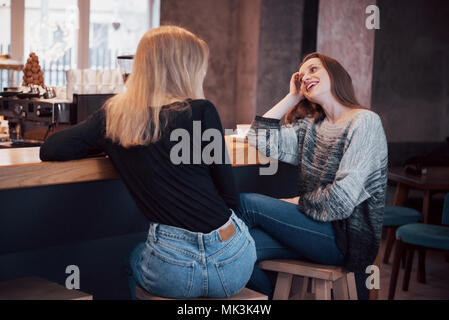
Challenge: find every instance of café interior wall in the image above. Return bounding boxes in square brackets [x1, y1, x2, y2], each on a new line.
[160, 0, 240, 130]
[316, 0, 376, 108]
[160, 0, 305, 128]
[371, 0, 449, 143]
[255, 0, 304, 117]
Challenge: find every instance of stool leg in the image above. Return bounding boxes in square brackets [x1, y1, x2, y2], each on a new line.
[310, 278, 316, 294]
[346, 272, 358, 300]
[289, 276, 307, 300]
[383, 227, 397, 264]
[388, 239, 405, 300]
[403, 247, 414, 291]
[333, 276, 349, 300]
[272, 272, 293, 300]
[315, 279, 332, 300]
[417, 248, 426, 284]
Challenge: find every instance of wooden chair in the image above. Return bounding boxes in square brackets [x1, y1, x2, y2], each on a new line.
[136, 286, 268, 300]
[259, 260, 357, 300]
[0, 277, 92, 300]
[388, 193, 449, 300]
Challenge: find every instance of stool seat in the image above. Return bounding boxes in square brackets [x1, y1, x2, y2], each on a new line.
[396, 223, 449, 250]
[136, 286, 268, 300]
[383, 206, 422, 226]
[259, 259, 357, 300]
[0, 277, 93, 300]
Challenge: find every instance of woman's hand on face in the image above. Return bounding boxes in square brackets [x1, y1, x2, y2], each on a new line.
[289, 72, 304, 100]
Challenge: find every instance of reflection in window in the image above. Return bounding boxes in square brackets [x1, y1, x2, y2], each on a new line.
[24, 0, 78, 86]
[90, 0, 157, 69]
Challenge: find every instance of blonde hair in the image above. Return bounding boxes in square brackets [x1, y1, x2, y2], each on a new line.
[104, 25, 209, 147]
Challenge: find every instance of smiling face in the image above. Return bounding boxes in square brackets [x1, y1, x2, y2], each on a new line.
[298, 57, 331, 104]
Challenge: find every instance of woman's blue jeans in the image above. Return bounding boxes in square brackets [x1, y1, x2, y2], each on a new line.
[127, 211, 256, 299]
[234, 193, 346, 298]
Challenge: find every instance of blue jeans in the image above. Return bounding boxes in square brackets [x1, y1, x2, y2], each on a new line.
[235, 193, 345, 298]
[127, 211, 256, 299]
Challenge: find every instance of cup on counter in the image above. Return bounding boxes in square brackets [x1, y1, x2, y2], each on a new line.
[236, 124, 251, 137]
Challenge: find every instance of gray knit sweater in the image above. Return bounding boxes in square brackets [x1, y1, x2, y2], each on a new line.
[248, 110, 388, 272]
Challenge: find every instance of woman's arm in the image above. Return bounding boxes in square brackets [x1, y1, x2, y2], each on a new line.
[40, 109, 105, 161]
[202, 101, 239, 209]
[247, 117, 301, 166]
[263, 72, 304, 119]
[298, 113, 388, 222]
[246, 72, 305, 166]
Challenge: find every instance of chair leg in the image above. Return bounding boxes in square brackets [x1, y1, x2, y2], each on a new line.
[314, 279, 332, 300]
[417, 248, 426, 284]
[383, 227, 397, 264]
[272, 272, 293, 300]
[401, 250, 407, 269]
[402, 247, 414, 291]
[388, 239, 405, 300]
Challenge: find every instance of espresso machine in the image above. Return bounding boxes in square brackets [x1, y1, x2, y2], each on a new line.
[0, 55, 134, 147]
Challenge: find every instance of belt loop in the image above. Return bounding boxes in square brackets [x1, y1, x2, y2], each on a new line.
[198, 234, 205, 252]
[150, 223, 158, 243]
[230, 209, 242, 232]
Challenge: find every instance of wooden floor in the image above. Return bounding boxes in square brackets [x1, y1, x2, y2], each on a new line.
[379, 241, 449, 300]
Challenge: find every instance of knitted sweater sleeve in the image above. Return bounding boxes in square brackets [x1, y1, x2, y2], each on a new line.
[298, 113, 388, 222]
[247, 116, 302, 166]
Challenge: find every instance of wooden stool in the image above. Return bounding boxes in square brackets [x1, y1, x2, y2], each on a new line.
[0, 277, 93, 300]
[136, 286, 267, 300]
[259, 260, 358, 300]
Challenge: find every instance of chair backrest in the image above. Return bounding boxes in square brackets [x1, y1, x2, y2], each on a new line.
[443, 193, 449, 226]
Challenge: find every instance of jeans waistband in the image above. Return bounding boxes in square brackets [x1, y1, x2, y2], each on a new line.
[147, 210, 245, 245]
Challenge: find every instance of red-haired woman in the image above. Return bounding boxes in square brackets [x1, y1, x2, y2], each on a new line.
[236, 52, 388, 299]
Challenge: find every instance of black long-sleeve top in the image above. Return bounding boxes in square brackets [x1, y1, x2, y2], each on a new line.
[40, 99, 239, 233]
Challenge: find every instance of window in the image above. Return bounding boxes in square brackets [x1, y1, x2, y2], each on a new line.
[24, 0, 78, 86]
[0, 0, 11, 54]
[0, 0, 11, 89]
[89, 0, 151, 69]
[4, 0, 160, 86]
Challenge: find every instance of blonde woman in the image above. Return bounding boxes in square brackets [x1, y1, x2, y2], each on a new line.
[40, 26, 256, 299]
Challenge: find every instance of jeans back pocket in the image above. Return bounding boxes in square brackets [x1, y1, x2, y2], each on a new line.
[140, 244, 195, 298]
[214, 236, 257, 297]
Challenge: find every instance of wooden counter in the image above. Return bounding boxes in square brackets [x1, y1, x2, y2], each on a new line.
[0, 136, 269, 190]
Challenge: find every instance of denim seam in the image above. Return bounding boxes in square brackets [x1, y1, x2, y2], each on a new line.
[156, 241, 201, 261]
[215, 237, 251, 267]
[208, 230, 245, 261]
[150, 247, 195, 268]
[248, 209, 335, 240]
[156, 230, 225, 245]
